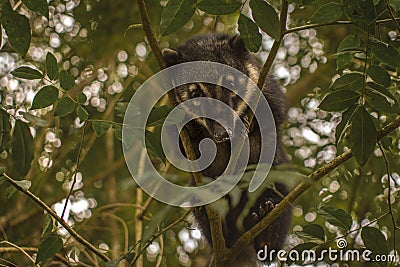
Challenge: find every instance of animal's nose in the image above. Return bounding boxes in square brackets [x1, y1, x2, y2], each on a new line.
[213, 123, 232, 142]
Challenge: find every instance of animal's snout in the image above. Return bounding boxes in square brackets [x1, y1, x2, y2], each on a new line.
[213, 122, 232, 143]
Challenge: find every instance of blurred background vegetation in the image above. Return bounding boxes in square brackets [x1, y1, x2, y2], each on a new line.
[0, 0, 400, 266]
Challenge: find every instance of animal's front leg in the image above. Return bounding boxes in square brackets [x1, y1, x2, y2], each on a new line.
[243, 185, 292, 262]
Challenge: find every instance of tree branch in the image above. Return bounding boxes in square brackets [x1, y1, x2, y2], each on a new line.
[136, 0, 227, 263]
[285, 18, 400, 34]
[229, 116, 400, 258]
[1, 173, 110, 262]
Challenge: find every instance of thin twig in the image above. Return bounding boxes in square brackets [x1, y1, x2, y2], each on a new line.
[103, 213, 129, 254]
[131, 208, 192, 265]
[61, 122, 88, 220]
[378, 142, 398, 254]
[257, 0, 289, 90]
[0, 245, 70, 265]
[155, 234, 164, 267]
[0, 241, 37, 266]
[134, 149, 146, 267]
[384, 0, 400, 33]
[1, 173, 110, 262]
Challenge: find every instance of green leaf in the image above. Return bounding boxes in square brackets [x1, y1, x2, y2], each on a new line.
[366, 82, 399, 104]
[342, 0, 357, 18]
[296, 224, 325, 242]
[318, 90, 360, 111]
[396, 213, 400, 226]
[115, 102, 128, 118]
[145, 130, 166, 163]
[361, 227, 388, 267]
[336, 53, 354, 70]
[365, 89, 399, 114]
[76, 106, 89, 122]
[11, 120, 34, 178]
[15, 179, 31, 191]
[35, 234, 63, 264]
[370, 40, 400, 69]
[112, 124, 122, 141]
[0, 167, 6, 174]
[336, 34, 361, 69]
[42, 214, 56, 237]
[351, 15, 375, 34]
[6, 185, 17, 198]
[45, 52, 58, 80]
[310, 3, 343, 23]
[0, 1, 31, 57]
[318, 206, 353, 231]
[196, 0, 241, 15]
[0, 109, 11, 150]
[76, 92, 87, 104]
[291, 0, 315, 6]
[367, 65, 391, 86]
[249, 0, 280, 39]
[31, 85, 59, 110]
[0, 176, 6, 186]
[331, 73, 364, 91]
[350, 107, 377, 166]
[338, 34, 361, 52]
[357, 0, 376, 22]
[335, 104, 357, 144]
[390, 0, 400, 11]
[59, 70, 75, 91]
[147, 106, 185, 127]
[20, 111, 49, 127]
[238, 14, 262, 53]
[22, 0, 49, 19]
[160, 0, 196, 36]
[92, 121, 112, 137]
[11, 66, 43, 80]
[54, 96, 75, 117]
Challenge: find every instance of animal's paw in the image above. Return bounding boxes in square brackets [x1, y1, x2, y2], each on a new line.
[249, 198, 276, 223]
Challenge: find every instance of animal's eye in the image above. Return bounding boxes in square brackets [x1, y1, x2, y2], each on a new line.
[223, 76, 235, 88]
[190, 84, 203, 98]
[191, 90, 202, 98]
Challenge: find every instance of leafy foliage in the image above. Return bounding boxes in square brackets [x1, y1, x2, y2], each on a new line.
[310, 3, 344, 23]
[159, 0, 196, 36]
[249, 0, 280, 39]
[238, 14, 262, 52]
[0, 0, 399, 266]
[196, 0, 241, 15]
[11, 66, 43, 80]
[31, 85, 59, 109]
[0, 1, 31, 57]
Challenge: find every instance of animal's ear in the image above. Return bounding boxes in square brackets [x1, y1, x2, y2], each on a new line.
[162, 48, 179, 66]
[228, 35, 246, 53]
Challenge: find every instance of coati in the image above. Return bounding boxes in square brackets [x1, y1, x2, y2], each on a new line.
[162, 33, 292, 266]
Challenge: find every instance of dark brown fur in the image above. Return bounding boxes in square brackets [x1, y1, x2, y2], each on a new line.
[163, 33, 292, 266]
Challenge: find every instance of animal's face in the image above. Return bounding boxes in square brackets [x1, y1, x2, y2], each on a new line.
[162, 34, 259, 142]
